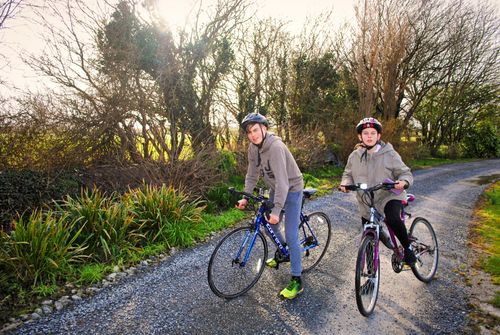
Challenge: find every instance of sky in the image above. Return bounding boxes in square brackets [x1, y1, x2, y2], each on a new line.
[156, 0, 355, 32]
[0, 0, 356, 96]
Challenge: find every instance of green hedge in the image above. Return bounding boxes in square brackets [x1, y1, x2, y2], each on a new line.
[0, 170, 80, 228]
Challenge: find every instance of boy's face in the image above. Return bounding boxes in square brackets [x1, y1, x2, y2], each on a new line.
[358, 128, 380, 147]
[246, 123, 267, 145]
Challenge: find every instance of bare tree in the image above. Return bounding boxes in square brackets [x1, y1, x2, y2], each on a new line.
[223, 17, 291, 144]
[412, 1, 499, 154]
[349, 0, 499, 146]
[178, 0, 251, 153]
[0, 0, 22, 30]
[0, 0, 23, 85]
[23, 0, 161, 164]
[139, 0, 252, 156]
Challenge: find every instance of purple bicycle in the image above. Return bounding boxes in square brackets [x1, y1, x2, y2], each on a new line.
[343, 181, 439, 316]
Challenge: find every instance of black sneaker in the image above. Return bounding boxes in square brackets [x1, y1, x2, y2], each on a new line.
[403, 248, 417, 265]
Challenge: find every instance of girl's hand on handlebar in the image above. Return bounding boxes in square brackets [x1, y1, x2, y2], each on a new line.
[236, 198, 248, 210]
[394, 180, 408, 190]
[340, 185, 349, 193]
[267, 213, 279, 224]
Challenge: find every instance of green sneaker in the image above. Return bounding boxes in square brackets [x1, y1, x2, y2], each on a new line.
[279, 278, 303, 299]
[266, 258, 278, 268]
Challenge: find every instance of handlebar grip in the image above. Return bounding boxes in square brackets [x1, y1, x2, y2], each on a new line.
[264, 200, 274, 209]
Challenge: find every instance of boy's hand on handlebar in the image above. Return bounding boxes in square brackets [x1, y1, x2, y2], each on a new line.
[340, 186, 349, 193]
[267, 213, 279, 224]
[236, 198, 248, 210]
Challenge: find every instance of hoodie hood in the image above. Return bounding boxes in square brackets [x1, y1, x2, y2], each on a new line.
[258, 133, 280, 154]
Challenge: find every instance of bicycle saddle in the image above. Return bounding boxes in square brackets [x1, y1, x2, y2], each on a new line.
[402, 193, 415, 205]
[303, 188, 317, 199]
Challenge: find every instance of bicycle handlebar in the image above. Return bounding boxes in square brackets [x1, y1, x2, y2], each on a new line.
[340, 181, 399, 208]
[341, 182, 397, 193]
[228, 187, 275, 210]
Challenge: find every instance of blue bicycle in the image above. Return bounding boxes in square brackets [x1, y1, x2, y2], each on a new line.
[207, 187, 332, 299]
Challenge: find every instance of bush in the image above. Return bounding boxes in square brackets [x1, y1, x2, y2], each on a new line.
[56, 188, 138, 263]
[0, 210, 87, 287]
[462, 121, 499, 158]
[205, 183, 234, 213]
[125, 184, 205, 247]
[0, 169, 80, 230]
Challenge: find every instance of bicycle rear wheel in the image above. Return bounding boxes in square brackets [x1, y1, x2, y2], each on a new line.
[409, 217, 439, 282]
[355, 234, 380, 317]
[207, 226, 268, 299]
[300, 212, 332, 273]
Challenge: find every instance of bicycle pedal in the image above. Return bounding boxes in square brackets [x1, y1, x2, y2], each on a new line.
[402, 264, 413, 271]
[304, 236, 315, 247]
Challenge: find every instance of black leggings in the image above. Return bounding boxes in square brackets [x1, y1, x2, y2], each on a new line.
[362, 200, 410, 249]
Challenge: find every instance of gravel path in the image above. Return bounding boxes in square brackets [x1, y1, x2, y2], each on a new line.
[9, 159, 500, 335]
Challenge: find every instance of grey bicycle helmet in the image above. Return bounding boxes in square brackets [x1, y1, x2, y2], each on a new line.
[356, 117, 382, 134]
[241, 113, 269, 130]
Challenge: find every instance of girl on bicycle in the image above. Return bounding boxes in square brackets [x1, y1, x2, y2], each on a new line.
[236, 112, 305, 299]
[340, 117, 416, 265]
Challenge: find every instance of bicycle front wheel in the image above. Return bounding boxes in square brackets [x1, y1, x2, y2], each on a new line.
[300, 212, 332, 273]
[207, 227, 268, 299]
[355, 234, 380, 317]
[409, 217, 439, 282]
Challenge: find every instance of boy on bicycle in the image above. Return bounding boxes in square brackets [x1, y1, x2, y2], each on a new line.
[236, 112, 305, 299]
[340, 117, 416, 265]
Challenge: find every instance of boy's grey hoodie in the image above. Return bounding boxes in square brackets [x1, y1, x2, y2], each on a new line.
[244, 134, 303, 218]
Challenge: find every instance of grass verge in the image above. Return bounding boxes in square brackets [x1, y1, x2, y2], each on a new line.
[468, 181, 500, 333]
[472, 182, 500, 306]
[409, 157, 476, 169]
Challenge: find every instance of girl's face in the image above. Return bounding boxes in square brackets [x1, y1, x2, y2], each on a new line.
[246, 123, 267, 145]
[359, 128, 381, 147]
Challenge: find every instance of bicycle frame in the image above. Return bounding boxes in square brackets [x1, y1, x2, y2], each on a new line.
[355, 182, 409, 272]
[234, 200, 288, 267]
[362, 207, 383, 272]
[233, 195, 318, 267]
[300, 212, 318, 253]
[362, 207, 407, 272]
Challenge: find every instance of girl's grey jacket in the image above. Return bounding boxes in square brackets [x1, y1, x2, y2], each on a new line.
[341, 141, 413, 220]
[244, 134, 304, 218]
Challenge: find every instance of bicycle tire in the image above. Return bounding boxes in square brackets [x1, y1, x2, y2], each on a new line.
[409, 217, 439, 283]
[207, 226, 268, 299]
[355, 234, 380, 317]
[300, 211, 332, 273]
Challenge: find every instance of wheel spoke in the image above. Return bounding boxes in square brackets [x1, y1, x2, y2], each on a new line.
[208, 227, 268, 298]
[300, 212, 332, 273]
[409, 218, 439, 283]
[355, 235, 380, 316]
